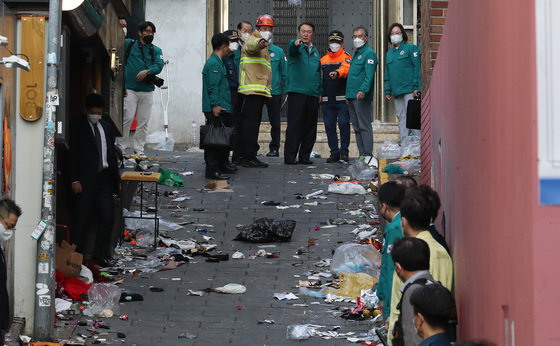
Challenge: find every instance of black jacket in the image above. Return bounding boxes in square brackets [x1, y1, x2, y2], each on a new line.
[1, 247, 9, 330]
[69, 117, 120, 193]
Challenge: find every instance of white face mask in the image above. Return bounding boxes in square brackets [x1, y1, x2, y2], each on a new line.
[260, 31, 272, 43]
[123, 27, 127, 36]
[0, 224, 13, 242]
[391, 34, 403, 45]
[329, 43, 341, 52]
[241, 32, 251, 42]
[229, 42, 239, 52]
[87, 113, 102, 124]
[353, 38, 365, 49]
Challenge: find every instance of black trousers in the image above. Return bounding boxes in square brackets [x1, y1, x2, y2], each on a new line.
[232, 92, 245, 161]
[72, 169, 115, 261]
[239, 94, 267, 160]
[265, 94, 282, 151]
[204, 112, 231, 175]
[284, 92, 319, 161]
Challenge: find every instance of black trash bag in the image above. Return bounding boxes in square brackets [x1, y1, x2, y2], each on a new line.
[234, 218, 296, 242]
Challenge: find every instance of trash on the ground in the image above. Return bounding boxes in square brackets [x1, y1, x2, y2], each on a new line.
[180, 171, 194, 176]
[120, 293, 144, 302]
[78, 265, 93, 284]
[328, 182, 367, 195]
[232, 251, 245, 259]
[234, 218, 296, 243]
[274, 292, 299, 300]
[334, 272, 378, 298]
[356, 228, 378, 241]
[158, 168, 184, 187]
[261, 200, 281, 206]
[146, 131, 175, 151]
[286, 324, 316, 340]
[328, 218, 357, 225]
[382, 164, 405, 174]
[258, 319, 275, 324]
[348, 160, 377, 181]
[84, 283, 121, 317]
[401, 135, 421, 157]
[123, 209, 183, 231]
[331, 243, 381, 276]
[56, 240, 83, 277]
[119, 314, 128, 320]
[171, 196, 189, 202]
[178, 332, 197, 339]
[203, 180, 231, 192]
[299, 286, 327, 298]
[376, 140, 401, 159]
[305, 189, 324, 199]
[236, 305, 245, 310]
[391, 158, 421, 173]
[149, 286, 164, 292]
[315, 259, 331, 267]
[187, 289, 205, 296]
[310, 151, 321, 158]
[98, 309, 113, 318]
[311, 173, 335, 180]
[214, 283, 246, 294]
[55, 298, 72, 313]
[304, 209, 312, 213]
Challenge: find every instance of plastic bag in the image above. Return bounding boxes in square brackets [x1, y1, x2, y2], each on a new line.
[214, 283, 246, 294]
[348, 160, 377, 181]
[391, 159, 421, 173]
[234, 218, 296, 242]
[328, 182, 367, 195]
[299, 286, 327, 298]
[286, 324, 315, 340]
[376, 140, 401, 159]
[123, 209, 183, 231]
[85, 283, 121, 316]
[158, 168, 184, 187]
[334, 272, 377, 298]
[146, 131, 175, 151]
[134, 229, 155, 248]
[400, 135, 421, 158]
[331, 243, 381, 277]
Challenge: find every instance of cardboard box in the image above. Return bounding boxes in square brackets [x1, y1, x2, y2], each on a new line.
[56, 240, 83, 277]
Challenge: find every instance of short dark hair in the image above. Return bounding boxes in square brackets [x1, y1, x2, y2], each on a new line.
[237, 21, 253, 30]
[211, 33, 229, 51]
[298, 22, 315, 32]
[411, 185, 441, 222]
[85, 93, 105, 109]
[0, 199, 22, 219]
[400, 191, 432, 230]
[395, 175, 418, 189]
[391, 237, 430, 271]
[138, 21, 156, 33]
[388, 23, 408, 44]
[409, 284, 454, 329]
[378, 181, 406, 210]
[353, 26, 369, 37]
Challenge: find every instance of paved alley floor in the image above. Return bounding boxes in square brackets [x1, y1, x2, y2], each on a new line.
[63, 148, 380, 345]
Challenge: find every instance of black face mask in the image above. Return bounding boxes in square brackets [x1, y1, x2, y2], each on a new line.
[143, 35, 154, 44]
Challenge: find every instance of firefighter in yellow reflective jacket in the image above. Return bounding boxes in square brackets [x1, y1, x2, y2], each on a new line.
[236, 14, 273, 168]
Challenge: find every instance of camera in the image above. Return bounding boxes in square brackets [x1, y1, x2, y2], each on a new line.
[144, 74, 164, 88]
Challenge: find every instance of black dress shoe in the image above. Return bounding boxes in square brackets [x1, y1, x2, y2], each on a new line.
[299, 158, 313, 164]
[220, 165, 237, 174]
[232, 157, 243, 165]
[205, 172, 230, 180]
[266, 150, 279, 157]
[241, 158, 269, 168]
[340, 153, 349, 162]
[326, 154, 340, 163]
[284, 159, 298, 165]
[227, 163, 238, 170]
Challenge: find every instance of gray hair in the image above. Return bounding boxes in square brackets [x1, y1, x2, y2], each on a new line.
[353, 26, 368, 37]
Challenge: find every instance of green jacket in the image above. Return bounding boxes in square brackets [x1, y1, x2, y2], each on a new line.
[269, 44, 287, 96]
[125, 38, 164, 92]
[202, 53, 232, 113]
[286, 40, 322, 97]
[346, 44, 378, 100]
[384, 42, 421, 97]
[377, 212, 403, 312]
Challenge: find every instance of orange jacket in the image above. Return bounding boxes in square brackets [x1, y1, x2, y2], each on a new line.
[320, 49, 351, 77]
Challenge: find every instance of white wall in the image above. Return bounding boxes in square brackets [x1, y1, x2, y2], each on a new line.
[145, 0, 207, 145]
[12, 18, 45, 333]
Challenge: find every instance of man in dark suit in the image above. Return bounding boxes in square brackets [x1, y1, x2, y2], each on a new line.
[70, 93, 120, 264]
[0, 199, 22, 340]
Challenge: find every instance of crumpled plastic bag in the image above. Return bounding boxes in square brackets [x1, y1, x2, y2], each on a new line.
[400, 135, 421, 158]
[391, 159, 421, 173]
[214, 283, 246, 294]
[234, 218, 296, 242]
[286, 324, 316, 340]
[158, 168, 184, 187]
[328, 182, 367, 195]
[376, 140, 401, 159]
[347, 161, 377, 181]
[331, 243, 381, 277]
[146, 131, 175, 151]
[84, 283, 121, 316]
[334, 272, 378, 298]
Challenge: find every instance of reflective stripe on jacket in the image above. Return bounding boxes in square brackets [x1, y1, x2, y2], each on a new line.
[321, 49, 351, 102]
[238, 31, 272, 97]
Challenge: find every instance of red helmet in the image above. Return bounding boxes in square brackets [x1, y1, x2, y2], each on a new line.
[256, 14, 274, 28]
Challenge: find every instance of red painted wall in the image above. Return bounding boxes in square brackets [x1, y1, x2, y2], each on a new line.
[426, 0, 560, 344]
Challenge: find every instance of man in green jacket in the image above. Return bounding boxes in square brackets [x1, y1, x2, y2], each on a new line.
[119, 21, 165, 158]
[284, 22, 322, 165]
[202, 33, 235, 180]
[345, 26, 378, 159]
[376, 181, 406, 318]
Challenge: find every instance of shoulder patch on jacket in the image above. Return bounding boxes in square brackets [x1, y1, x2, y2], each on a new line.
[367, 59, 374, 64]
[345, 58, 351, 63]
[212, 70, 219, 73]
[413, 51, 418, 57]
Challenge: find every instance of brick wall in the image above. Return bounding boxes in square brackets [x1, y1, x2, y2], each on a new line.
[421, 0, 448, 92]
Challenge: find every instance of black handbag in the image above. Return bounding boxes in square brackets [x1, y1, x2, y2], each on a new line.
[406, 97, 421, 130]
[199, 121, 234, 150]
